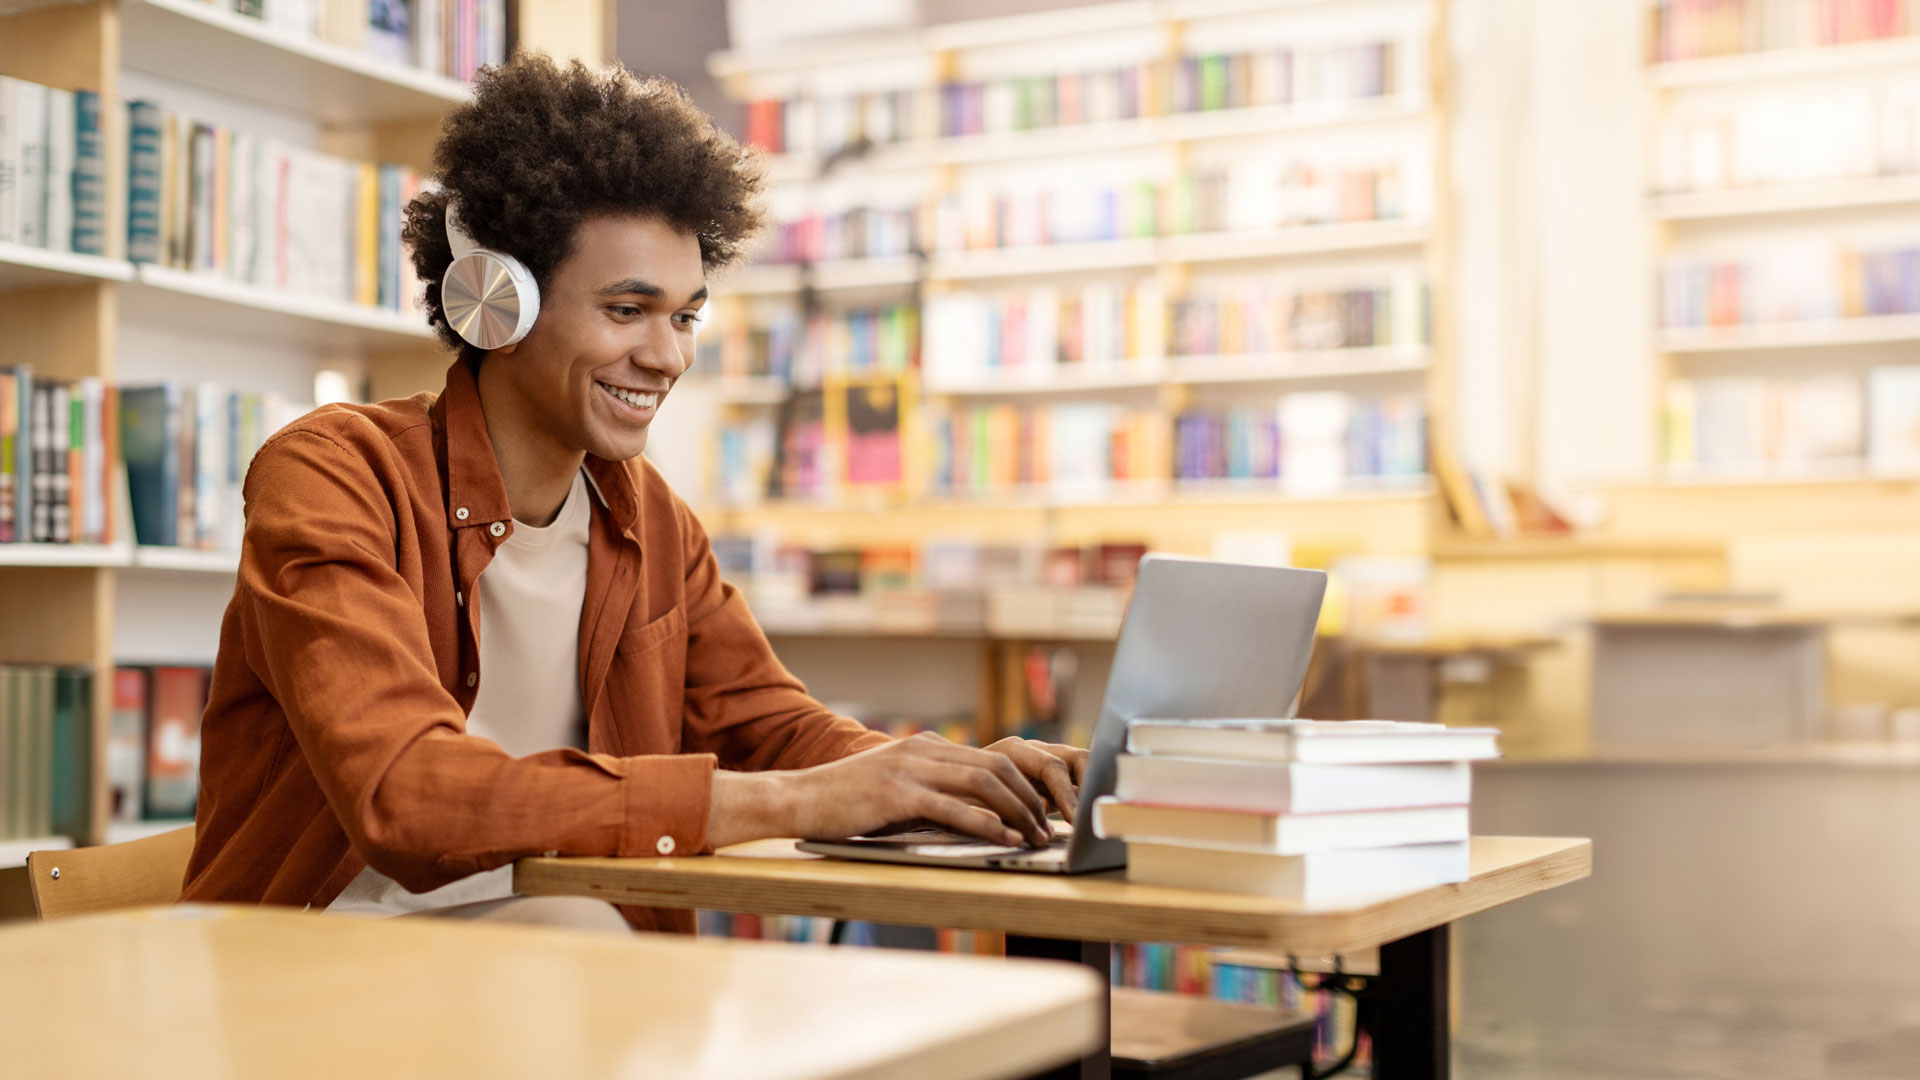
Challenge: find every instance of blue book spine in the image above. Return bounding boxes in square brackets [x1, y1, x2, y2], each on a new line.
[118, 384, 180, 547]
[126, 100, 163, 264]
[71, 90, 104, 255]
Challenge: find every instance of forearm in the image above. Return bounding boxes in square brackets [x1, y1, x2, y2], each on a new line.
[706, 769, 797, 849]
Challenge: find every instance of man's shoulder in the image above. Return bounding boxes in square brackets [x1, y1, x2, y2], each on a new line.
[260, 392, 438, 464]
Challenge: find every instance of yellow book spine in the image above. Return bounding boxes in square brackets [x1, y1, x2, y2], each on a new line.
[357, 162, 379, 307]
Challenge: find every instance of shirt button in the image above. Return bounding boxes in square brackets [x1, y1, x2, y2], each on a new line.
[455, 507, 469, 520]
[466, 672, 477, 687]
[489, 521, 506, 538]
[655, 836, 676, 855]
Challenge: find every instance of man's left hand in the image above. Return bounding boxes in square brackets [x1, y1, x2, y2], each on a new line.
[983, 737, 1090, 824]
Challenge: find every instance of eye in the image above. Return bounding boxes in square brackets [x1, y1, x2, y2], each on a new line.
[674, 311, 704, 328]
[609, 304, 642, 319]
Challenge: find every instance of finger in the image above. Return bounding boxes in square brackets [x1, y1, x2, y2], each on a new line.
[914, 738, 1052, 835]
[915, 792, 1024, 847]
[1035, 756, 1079, 825]
[919, 758, 1049, 847]
[983, 744, 1055, 836]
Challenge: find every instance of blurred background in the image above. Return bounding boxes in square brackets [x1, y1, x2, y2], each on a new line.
[4, 0, 1920, 1076]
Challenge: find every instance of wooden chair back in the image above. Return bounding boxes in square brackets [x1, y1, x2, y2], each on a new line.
[24, 826, 196, 920]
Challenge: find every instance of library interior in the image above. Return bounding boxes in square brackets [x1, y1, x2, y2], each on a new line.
[2, 0, 1918, 1077]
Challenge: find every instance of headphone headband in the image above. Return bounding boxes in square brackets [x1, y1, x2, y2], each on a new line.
[445, 199, 480, 260]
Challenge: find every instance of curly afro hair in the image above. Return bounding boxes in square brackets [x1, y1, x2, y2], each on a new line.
[402, 52, 768, 353]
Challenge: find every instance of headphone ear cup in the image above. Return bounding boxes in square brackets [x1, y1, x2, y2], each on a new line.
[442, 250, 540, 350]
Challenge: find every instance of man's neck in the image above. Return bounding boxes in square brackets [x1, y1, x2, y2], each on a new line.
[474, 358, 585, 528]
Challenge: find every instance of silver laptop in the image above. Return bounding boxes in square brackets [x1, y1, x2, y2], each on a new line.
[797, 554, 1328, 874]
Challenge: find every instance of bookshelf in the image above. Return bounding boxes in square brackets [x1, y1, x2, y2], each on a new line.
[1643, 1, 1920, 487]
[0, 0, 610, 860]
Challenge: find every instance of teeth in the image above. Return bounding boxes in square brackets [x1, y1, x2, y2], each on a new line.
[601, 383, 659, 410]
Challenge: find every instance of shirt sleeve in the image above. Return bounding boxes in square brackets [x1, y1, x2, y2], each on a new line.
[674, 496, 892, 771]
[238, 426, 714, 894]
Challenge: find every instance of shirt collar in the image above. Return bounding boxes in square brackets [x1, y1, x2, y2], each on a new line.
[432, 356, 644, 539]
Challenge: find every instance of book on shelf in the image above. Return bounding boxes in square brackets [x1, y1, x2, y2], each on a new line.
[1663, 373, 1868, 472]
[701, 303, 919, 385]
[1124, 718, 1501, 764]
[1123, 838, 1470, 901]
[923, 282, 1164, 384]
[0, 665, 91, 843]
[1660, 241, 1920, 329]
[1169, 275, 1428, 358]
[126, 97, 426, 316]
[764, 204, 919, 264]
[143, 666, 211, 821]
[1650, 0, 1918, 64]
[926, 400, 1166, 500]
[0, 76, 106, 255]
[121, 382, 292, 551]
[1114, 755, 1472, 814]
[1174, 392, 1426, 493]
[3, 370, 117, 546]
[203, 0, 506, 83]
[1654, 79, 1920, 193]
[740, 33, 1415, 156]
[1869, 364, 1920, 471]
[1092, 801, 1470, 855]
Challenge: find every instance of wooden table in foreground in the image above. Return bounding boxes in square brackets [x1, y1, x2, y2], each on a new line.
[0, 904, 1104, 1080]
[517, 835, 1592, 1080]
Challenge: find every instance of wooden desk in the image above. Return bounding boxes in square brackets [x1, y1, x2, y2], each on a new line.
[0, 904, 1105, 1080]
[517, 835, 1591, 1080]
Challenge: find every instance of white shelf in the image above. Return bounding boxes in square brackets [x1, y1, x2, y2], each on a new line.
[0, 835, 70, 870]
[0, 543, 130, 568]
[1650, 175, 1920, 221]
[925, 366, 1166, 396]
[1173, 475, 1435, 503]
[0, 243, 134, 291]
[1659, 314, 1920, 354]
[812, 255, 922, 290]
[1648, 34, 1920, 89]
[1162, 96, 1428, 143]
[722, 264, 805, 296]
[1655, 461, 1920, 487]
[121, 0, 469, 125]
[928, 238, 1161, 280]
[129, 546, 241, 573]
[1163, 219, 1430, 263]
[716, 377, 794, 405]
[104, 819, 193, 844]
[125, 264, 435, 349]
[1170, 346, 1430, 385]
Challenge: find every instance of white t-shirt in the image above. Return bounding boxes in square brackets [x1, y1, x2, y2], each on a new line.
[327, 470, 593, 915]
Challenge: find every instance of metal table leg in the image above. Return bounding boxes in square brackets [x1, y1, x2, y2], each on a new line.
[1007, 934, 1112, 1080]
[1372, 924, 1450, 1080]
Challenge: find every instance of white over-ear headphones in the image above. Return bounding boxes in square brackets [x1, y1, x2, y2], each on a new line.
[441, 199, 540, 350]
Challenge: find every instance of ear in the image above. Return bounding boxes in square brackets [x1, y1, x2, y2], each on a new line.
[494, 340, 519, 356]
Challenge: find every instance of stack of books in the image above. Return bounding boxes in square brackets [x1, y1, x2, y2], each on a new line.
[1095, 719, 1500, 902]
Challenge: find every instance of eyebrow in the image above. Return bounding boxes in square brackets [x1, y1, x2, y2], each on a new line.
[595, 279, 708, 304]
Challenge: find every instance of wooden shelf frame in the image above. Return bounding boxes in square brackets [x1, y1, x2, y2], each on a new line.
[0, 0, 611, 848]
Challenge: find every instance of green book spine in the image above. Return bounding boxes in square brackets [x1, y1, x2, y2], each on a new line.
[50, 668, 91, 839]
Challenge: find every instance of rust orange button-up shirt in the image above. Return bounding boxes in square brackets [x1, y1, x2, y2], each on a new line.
[180, 357, 889, 933]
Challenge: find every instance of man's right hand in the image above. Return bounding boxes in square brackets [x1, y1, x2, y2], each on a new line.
[707, 732, 1054, 850]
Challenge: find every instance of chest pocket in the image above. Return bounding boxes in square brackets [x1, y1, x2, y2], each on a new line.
[607, 606, 688, 755]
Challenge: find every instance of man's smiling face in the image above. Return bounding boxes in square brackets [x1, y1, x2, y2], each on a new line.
[492, 212, 708, 461]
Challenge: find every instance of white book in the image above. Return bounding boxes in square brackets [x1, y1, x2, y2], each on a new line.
[0, 78, 16, 244]
[1125, 839, 1471, 902]
[79, 377, 103, 543]
[13, 79, 47, 248]
[1279, 391, 1350, 495]
[1114, 755, 1471, 814]
[1870, 366, 1920, 475]
[229, 129, 256, 284]
[1127, 718, 1500, 764]
[1093, 798, 1470, 855]
[195, 383, 225, 549]
[43, 88, 74, 254]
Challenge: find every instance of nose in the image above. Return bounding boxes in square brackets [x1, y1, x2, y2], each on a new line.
[634, 313, 691, 381]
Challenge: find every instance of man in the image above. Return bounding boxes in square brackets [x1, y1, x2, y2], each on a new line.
[181, 55, 1087, 933]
